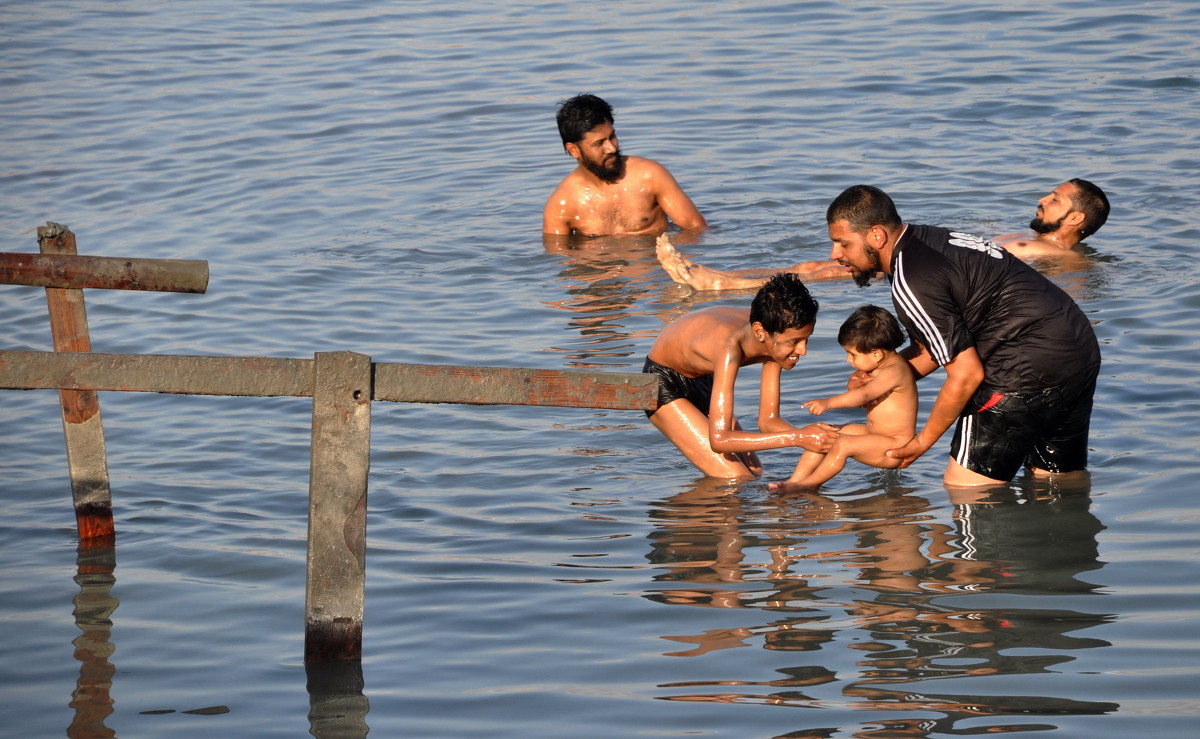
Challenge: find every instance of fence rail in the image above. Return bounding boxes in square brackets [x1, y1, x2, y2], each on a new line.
[2, 223, 658, 664]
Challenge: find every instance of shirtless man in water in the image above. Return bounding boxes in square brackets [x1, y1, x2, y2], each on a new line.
[656, 179, 1109, 291]
[543, 94, 708, 237]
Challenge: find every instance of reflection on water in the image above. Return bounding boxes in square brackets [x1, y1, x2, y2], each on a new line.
[542, 231, 700, 368]
[61, 536, 369, 738]
[69, 539, 117, 739]
[644, 478, 1117, 733]
[306, 662, 370, 739]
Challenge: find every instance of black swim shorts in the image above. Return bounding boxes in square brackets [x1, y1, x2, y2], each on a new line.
[949, 365, 1099, 481]
[642, 357, 714, 418]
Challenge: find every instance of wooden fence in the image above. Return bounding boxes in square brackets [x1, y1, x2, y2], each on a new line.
[1, 223, 657, 664]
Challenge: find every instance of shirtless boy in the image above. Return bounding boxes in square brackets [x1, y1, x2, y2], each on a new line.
[644, 273, 836, 480]
[543, 94, 707, 236]
[655, 179, 1109, 290]
[769, 305, 917, 492]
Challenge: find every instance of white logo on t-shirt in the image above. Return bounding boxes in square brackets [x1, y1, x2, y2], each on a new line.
[948, 232, 1003, 258]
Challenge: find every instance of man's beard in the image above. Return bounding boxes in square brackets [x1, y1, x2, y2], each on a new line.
[1029, 212, 1065, 235]
[852, 246, 883, 288]
[583, 151, 626, 182]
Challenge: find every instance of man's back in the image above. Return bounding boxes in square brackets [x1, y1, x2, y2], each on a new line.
[891, 224, 1100, 392]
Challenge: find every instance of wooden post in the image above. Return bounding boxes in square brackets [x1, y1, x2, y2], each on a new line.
[39, 223, 114, 541]
[305, 352, 372, 664]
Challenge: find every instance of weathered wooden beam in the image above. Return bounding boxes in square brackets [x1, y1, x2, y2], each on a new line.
[39, 224, 113, 541]
[0, 350, 313, 397]
[0, 351, 659, 411]
[373, 363, 658, 410]
[305, 352, 372, 664]
[0, 251, 208, 293]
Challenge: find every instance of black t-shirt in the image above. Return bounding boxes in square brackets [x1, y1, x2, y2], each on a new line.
[889, 224, 1100, 393]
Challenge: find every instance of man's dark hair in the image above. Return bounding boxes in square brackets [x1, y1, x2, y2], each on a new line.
[837, 304, 906, 353]
[751, 273, 819, 335]
[556, 94, 614, 149]
[826, 184, 902, 232]
[1068, 178, 1110, 239]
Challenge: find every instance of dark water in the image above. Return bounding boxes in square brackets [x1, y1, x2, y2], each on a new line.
[2, 1, 1199, 737]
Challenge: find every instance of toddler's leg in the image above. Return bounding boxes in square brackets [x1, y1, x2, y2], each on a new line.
[788, 450, 824, 481]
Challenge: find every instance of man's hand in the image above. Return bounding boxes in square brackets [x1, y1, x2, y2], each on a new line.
[885, 434, 933, 469]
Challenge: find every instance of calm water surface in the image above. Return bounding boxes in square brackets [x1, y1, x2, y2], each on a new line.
[3, 1, 1199, 737]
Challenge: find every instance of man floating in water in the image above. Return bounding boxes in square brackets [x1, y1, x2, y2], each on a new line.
[656, 179, 1109, 290]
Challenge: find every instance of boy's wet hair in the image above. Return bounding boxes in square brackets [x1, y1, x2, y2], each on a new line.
[556, 93, 614, 149]
[838, 304, 906, 353]
[750, 273, 819, 335]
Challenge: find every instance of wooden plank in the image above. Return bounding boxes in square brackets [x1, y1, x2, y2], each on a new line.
[304, 352, 372, 664]
[39, 224, 113, 540]
[374, 362, 658, 411]
[0, 251, 208, 293]
[0, 351, 658, 410]
[0, 351, 313, 397]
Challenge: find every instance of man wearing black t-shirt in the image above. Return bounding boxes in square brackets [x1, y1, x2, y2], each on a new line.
[826, 185, 1100, 487]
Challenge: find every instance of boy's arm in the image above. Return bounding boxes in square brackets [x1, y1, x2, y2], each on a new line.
[708, 354, 835, 454]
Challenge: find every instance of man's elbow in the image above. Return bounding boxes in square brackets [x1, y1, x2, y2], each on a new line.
[950, 363, 985, 392]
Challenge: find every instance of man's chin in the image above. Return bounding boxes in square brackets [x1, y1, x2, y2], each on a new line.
[1029, 216, 1056, 235]
[852, 270, 874, 288]
[585, 155, 626, 182]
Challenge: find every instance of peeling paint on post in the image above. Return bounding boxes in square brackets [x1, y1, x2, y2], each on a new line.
[39, 223, 114, 541]
[305, 351, 372, 664]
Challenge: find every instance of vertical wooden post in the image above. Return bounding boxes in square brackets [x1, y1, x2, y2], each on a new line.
[39, 223, 114, 541]
[305, 351, 372, 664]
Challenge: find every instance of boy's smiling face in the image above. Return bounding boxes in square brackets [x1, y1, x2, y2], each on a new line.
[763, 322, 814, 370]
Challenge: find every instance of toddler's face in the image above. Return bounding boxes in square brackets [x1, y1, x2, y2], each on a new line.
[843, 345, 883, 374]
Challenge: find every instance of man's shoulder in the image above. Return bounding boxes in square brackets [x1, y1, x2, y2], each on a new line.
[544, 170, 586, 207]
[622, 155, 673, 179]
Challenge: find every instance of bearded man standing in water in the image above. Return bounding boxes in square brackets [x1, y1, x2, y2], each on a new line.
[826, 184, 1101, 488]
[543, 94, 708, 237]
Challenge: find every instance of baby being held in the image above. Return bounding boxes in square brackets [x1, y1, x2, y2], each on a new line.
[770, 304, 917, 492]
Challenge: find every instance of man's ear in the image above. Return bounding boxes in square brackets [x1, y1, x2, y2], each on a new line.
[1065, 210, 1086, 230]
[564, 141, 581, 160]
[751, 321, 767, 342]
